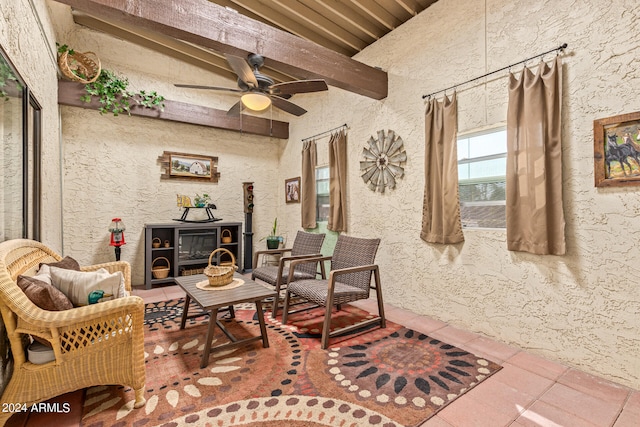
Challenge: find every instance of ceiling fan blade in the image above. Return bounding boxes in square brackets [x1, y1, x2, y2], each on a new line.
[174, 84, 243, 92]
[270, 95, 307, 116]
[270, 79, 328, 96]
[224, 53, 259, 88]
[226, 100, 242, 116]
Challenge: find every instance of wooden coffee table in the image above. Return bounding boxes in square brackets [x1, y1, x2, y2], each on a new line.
[175, 273, 276, 368]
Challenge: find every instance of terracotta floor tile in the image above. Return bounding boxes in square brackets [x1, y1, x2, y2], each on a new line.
[491, 364, 555, 398]
[438, 392, 514, 427]
[622, 390, 640, 414]
[383, 305, 421, 325]
[539, 383, 624, 426]
[462, 336, 520, 364]
[428, 325, 481, 348]
[615, 409, 640, 427]
[557, 368, 631, 405]
[516, 400, 600, 427]
[465, 375, 537, 419]
[403, 315, 448, 336]
[163, 286, 187, 301]
[506, 351, 569, 381]
[420, 415, 455, 426]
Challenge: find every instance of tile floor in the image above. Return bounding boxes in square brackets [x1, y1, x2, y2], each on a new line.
[9, 281, 639, 427]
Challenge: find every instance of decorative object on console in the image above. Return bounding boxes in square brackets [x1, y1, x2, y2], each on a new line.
[194, 193, 211, 207]
[594, 111, 640, 187]
[360, 129, 407, 192]
[158, 151, 220, 182]
[285, 177, 300, 203]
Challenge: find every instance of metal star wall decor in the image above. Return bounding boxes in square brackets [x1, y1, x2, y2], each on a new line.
[360, 129, 407, 192]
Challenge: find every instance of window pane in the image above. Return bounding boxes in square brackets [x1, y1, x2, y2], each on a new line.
[467, 157, 506, 180]
[316, 166, 329, 221]
[457, 128, 506, 229]
[468, 130, 507, 158]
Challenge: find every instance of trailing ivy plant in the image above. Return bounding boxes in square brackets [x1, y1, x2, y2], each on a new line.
[58, 43, 165, 116]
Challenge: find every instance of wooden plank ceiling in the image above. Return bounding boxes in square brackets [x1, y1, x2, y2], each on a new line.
[58, 0, 438, 101]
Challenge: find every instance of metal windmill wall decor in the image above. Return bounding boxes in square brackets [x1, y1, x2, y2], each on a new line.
[360, 129, 407, 192]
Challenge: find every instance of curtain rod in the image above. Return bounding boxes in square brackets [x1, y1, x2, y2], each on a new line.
[301, 123, 348, 142]
[421, 43, 568, 100]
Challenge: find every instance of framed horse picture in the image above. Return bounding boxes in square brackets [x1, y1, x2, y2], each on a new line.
[594, 111, 640, 187]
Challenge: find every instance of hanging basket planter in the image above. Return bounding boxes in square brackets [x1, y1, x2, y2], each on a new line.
[58, 50, 101, 84]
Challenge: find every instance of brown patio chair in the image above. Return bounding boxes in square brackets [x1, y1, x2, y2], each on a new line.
[252, 231, 325, 318]
[281, 235, 385, 349]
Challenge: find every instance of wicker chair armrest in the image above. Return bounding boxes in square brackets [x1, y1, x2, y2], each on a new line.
[279, 252, 323, 265]
[286, 255, 332, 283]
[253, 248, 292, 268]
[328, 264, 379, 278]
[16, 295, 144, 330]
[81, 261, 132, 292]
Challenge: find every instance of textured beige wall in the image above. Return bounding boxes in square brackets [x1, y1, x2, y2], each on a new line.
[280, 0, 640, 388]
[0, 0, 63, 248]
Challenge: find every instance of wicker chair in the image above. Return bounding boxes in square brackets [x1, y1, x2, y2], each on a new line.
[0, 239, 146, 425]
[281, 235, 385, 349]
[252, 231, 325, 318]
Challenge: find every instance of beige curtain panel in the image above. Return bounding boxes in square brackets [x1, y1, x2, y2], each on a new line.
[328, 130, 347, 232]
[301, 140, 317, 229]
[506, 56, 566, 255]
[421, 94, 464, 244]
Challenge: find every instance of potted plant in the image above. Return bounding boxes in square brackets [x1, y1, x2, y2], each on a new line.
[193, 193, 210, 208]
[261, 218, 281, 249]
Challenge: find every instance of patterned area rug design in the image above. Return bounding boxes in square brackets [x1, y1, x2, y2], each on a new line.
[80, 299, 501, 427]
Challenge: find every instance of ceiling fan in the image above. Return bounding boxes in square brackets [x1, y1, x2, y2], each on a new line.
[175, 53, 328, 116]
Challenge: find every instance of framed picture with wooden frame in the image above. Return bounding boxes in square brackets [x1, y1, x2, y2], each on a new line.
[285, 177, 300, 203]
[594, 111, 640, 187]
[157, 151, 220, 182]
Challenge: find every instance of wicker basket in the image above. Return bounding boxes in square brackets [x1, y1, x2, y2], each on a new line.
[58, 50, 101, 84]
[221, 229, 233, 244]
[152, 257, 170, 279]
[203, 248, 237, 287]
[152, 237, 161, 248]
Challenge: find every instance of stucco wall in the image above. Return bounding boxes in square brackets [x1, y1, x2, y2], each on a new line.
[279, 0, 640, 388]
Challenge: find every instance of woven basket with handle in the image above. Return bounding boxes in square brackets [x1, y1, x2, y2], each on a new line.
[221, 229, 232, 243]
[58, 50, 101, 84]
[151, 257, 170, 279]
[203, 248, 237, 287]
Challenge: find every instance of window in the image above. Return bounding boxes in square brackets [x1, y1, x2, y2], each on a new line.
[316, 166, 329, 221]
[0, 46, 41, 241]
[457, 128, 506, 229]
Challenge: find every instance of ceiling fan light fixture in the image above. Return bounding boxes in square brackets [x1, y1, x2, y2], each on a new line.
[241, 93, 271, 111]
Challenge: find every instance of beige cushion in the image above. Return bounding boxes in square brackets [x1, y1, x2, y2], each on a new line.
[48, 266, 126, 306]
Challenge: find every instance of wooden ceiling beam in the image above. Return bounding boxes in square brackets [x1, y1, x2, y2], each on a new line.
[305, 0, 386, 42]
[270, 0, 368, 52]
[54, 0, 387, 99]
[225, 0, 354, 56]
[58, 81, 289, 139]
[72, 11, 294, 84]
[348, 0, 403, 31]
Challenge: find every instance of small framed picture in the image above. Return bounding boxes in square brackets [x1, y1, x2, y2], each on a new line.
[158, 151, 220, 182]
[285, 177, 300, 203]
[594, 111, 640, 187]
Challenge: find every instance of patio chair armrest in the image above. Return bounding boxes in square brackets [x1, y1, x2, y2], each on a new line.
[81, 261, 132, 292]
[13, 296, 145, 365]
[287, 255, 332, 283]
[329, 264, 379, 278]
[253, 248, 292, 267]
[16, 295, 145, 330]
